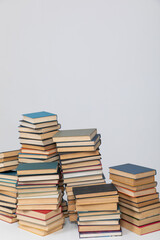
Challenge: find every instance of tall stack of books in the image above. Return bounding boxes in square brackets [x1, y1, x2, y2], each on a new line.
[18, 111, 61, 163]
[109, 163, 160, 235]
[0, 171, 18, 223]
[53, 129, 105, 222]
[16, 162, 65, 236]
[0, 150, 19, 172]
[73, 184, 122, 238]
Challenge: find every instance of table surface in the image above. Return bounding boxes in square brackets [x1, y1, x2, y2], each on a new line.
[0, 218, 159, 240]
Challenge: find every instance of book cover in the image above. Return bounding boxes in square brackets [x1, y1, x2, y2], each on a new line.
[73, 184, 117, 196]
[110, 163, 156, 175]
[23, 111, 56, 119]
[17, 162, 58, 172]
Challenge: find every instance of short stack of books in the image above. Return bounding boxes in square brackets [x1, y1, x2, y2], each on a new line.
[0, 171, 18, 223]
[0, 150, 19, 172]
[53, 129, 105, 222]
[16, 162, 65, 236]
[73, 183, 122, 238]
[18, 111, 61, 163]
[109, 163, 160, 235]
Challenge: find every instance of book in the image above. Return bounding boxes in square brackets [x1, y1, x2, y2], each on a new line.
[17, 204, 60, 211]
[109, 173, 155, 186]
[64, 174, 104, 184]
[53, 129, 97, 142]
[0, 165, 18, 173]
[78, 224, 120, 232]
[19, 219, 64, 236]
[112, 180, 157, 191]
[18, 155, 59, 164]
[19, 131, 58, 140]
[73, 184, 117, 198]
[22, 111, 57, 124]
[109, 163, 156, 179]
[118, 192, 159, 203]
[21, 144, 56, 151]
[16, 162, 58, 175]
[0, 214, 17, 223]
[16, 207, 62, 220]
[79, 213, 121, 221]
[56, 134, 100, 147]
[19, 138, 54, 146]
[0, 171, 17, 180]
[79, 231, 122, 238]
[78, 219, 119, 225]
[119, 202, 160, 213]
[120, 205, 160, 219]
[115, 185, 156, 197]
[61, 155, 101, 164]
[120, 219, 160, 235]
[20, 120, 58, 130]
[0, 160, 18, 168]
[18, 174, 59, 182]
[57, 141, 101, 152]
[63, 170, 103, 179]
[62, 165, 102, 173]
[17, 212, 63, 225]
[76, 195, 119, 205]
[76, 203, 117, 211]
[19, 150, 57, 158]
[60, 150, 100, 160]
[121, 213, 160, 226]
[120, 197, 159, 208]
[0, 156, 18, 163]
[19, 124, 61, 134]
[0, 150, 19, 159]
[62, 160, 101, 169]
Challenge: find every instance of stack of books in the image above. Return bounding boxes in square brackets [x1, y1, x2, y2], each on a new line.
[109, 163, 160, 235]
[16, 162, 65, 236]
[0, 150, 19, 172]
[0, 171, 18, 223]
[18, 111, 61, 163]
[73, 184, 122, 238]
[53, 129, 105, 222]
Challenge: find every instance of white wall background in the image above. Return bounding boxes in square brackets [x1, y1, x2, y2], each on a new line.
[0, 1, 160, 240]
[0, 0, 160, 190]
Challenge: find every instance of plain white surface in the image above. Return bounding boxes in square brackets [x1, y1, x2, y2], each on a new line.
[0, 0, 160, 239]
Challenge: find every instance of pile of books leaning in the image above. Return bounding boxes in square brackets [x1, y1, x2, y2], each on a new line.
[109, 163, 160, 235]
[53, 128, 105, 222]
[16, 162, 65, 236]
[73, 183, 122, 238]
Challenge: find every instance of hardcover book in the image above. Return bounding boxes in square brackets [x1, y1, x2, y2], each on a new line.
[23, 111, 57, 124]
[109, 163, 156, 179]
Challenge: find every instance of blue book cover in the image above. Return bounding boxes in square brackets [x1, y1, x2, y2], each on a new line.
[23, 111, 57, 119]
[110, 163, 156, 175]
[16, 162, 58, 172]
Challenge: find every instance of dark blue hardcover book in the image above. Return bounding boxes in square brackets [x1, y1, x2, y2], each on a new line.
[0, 171, 17, 180]
[16, 162, 58, 173]
[109, 163, 156, 176]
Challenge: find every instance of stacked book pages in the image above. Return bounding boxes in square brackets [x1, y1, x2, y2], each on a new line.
[0, 171, 18, 223]
[109, 163, 160, 235]
[53, 129, 105, 222]
[62, 199, 69, 218]
[73, 184, 122, 238]
[18, 111, 60, 163]
[0, 150, 19, 172]
[16, 162, 65, 236]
